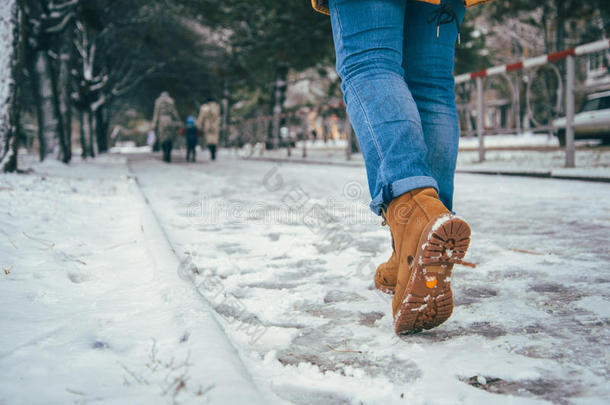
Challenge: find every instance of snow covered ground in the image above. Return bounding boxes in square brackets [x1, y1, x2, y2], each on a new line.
[457, 148, 610, 174]
[293, 133, 563, 152]
[458, 133, 561, 149]
[130, 151, 608, 404]
[1, 151, 609, 404]
[0, 155, 264, 404]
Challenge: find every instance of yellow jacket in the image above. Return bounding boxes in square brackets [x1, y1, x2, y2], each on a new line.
[311, 0, 493, 15]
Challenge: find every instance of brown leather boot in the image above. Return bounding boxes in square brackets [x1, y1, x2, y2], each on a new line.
[374, 212, 398, 294]
[384, 187, 473, 335]
[374, 211, 399, 294]
[374, 251, 398, 294]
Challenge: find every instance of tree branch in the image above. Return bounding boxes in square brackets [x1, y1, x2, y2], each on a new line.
[112, 63, 165, 98]
[43, 11, 74, 34]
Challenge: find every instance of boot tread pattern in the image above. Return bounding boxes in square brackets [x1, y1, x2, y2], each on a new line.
[395, 216, 471, 335]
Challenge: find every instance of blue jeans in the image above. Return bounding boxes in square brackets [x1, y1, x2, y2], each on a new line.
[330, 0, 465, 214]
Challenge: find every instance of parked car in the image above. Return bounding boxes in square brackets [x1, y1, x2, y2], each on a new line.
[553, 90, 610, 146]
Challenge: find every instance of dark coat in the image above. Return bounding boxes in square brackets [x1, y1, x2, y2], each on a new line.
[185, 125, 198, 147]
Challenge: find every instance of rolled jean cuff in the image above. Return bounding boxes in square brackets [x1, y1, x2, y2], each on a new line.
[369, 176, 438, 215]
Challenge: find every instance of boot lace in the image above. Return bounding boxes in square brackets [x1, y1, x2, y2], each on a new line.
[381, 210, 388, 226]
[427, 255, 476, 268]
[444, 257, 476, 268]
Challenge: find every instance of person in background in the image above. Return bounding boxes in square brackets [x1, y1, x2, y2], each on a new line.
[311, 129, 318, 142]
[185, 116, 199, 162]
[196, 101, 220, 161]
[152, 91, 180, 163]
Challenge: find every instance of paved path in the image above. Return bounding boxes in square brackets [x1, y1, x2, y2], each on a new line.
[130, 153, 610, 404]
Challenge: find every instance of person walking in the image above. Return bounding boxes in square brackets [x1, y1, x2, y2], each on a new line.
[152, 91, 180, 163]
[196, 101, 220, 161]
[184, 116, 199, 162]
[312, 0, 491, 335]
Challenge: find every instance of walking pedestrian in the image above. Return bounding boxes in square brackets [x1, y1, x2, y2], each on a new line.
[196, 101, 220, 161]
[152, 91, 180, 163]
[312, 0, 491, 334]
[185, 116, 199, 162]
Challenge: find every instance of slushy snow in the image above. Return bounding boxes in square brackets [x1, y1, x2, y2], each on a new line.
[1, 151, 609, 404]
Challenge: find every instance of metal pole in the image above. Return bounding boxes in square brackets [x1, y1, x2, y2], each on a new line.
[565, 55, 575, 168]
[301, 112, 308, 158]
[513, 76, 522, 135]
[259, 120, 265, 156]
[272, 77, 283, 150]
[476, 76, 485, 162]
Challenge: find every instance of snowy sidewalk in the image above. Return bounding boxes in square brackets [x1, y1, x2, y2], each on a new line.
[0, 155, 264, 404]
[129, 153, 610, 404]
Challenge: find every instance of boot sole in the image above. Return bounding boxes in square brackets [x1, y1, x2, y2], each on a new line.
[374, 278, 396, 294]
[394, 214, 471, 335]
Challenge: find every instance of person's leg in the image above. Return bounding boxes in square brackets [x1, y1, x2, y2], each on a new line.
[329, 0, 436, 215]
[187, 145, 194, 162]
[162, 141, 169, 162]
[403, 0, 465, 211]
[210, 145, 216, 161]
[167, 140, 172, 162]
[388, 0, 471, 334]
[329, 0, 473, 335]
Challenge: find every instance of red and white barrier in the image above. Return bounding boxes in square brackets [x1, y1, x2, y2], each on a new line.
[237, 40, 610, 127]
[236, 39, 609, 167]
[455, 38, 610, 84]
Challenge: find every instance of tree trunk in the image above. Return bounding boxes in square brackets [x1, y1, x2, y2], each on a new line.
[30, 49, 64, 160]
[48, 53, 68, 162]
[81, 109, 96, 158]
[88, 109, 97, 157]
[553, 1, 564, 53]
[95, 106, 109, 153]
[0, 0, 22, 172]
[556, 1, 565, 52]
[271, 76, 282, 150]
[57, 26, 74, 163]
[541, 4, 551, 54]
[79, 110, 88, 158]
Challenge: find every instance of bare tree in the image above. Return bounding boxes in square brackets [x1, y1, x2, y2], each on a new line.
[56, 17, 76, 162]
[72, 15, 162, 156]
[0, 0, 25, 172]
[23, 0, 79, 162]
